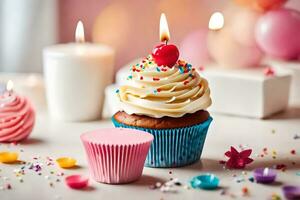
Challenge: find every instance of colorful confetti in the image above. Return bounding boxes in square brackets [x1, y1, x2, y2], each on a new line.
[241, 187, 249, 196]
[290, 150, 296, 155]
[294, 134, 300, 140]
[149, 178, 182, 193]
[270, 193, 281, 200]
[223, 146, 253, 169]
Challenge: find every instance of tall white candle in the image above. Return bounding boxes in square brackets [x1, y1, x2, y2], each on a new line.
[43, 21, 115, 121]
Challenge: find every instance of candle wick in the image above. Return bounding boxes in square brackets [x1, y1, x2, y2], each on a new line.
[165, 40, 168, 45]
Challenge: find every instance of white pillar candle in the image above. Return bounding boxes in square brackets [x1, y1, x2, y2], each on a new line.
[43, 21, 115, 121]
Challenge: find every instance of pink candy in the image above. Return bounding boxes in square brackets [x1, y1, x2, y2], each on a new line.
[65, 175, 89, 189]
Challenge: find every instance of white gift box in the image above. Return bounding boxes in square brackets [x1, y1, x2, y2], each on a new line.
[202, 67, 291, 118]
[266, 59, 300, 106]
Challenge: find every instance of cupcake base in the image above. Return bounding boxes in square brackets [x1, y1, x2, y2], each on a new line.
[112, 116, 212, 168]
[81, 128, 153, 184]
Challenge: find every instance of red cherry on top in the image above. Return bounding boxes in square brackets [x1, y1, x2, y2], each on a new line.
[152, 44, 179, 68]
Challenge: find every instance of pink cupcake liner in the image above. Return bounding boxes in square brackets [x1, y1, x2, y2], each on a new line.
[81, 128, 153, 184]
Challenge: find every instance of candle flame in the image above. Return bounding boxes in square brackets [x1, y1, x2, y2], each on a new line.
[6, 80, 14, 92]
[263, 168, 269, 176]
[159, 13, 170, 43]
[208, 12, 224, 31]
[75, 20, 85, 43]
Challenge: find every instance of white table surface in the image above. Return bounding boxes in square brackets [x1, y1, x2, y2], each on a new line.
[1, 103, 300, 200]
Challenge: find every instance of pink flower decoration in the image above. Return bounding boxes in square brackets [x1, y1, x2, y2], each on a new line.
[224, 146, 254, 169]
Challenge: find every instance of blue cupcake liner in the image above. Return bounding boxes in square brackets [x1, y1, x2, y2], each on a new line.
[112, 116, 213, 168]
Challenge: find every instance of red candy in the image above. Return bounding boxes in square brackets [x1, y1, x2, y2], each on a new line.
[152, 44, 179, 68]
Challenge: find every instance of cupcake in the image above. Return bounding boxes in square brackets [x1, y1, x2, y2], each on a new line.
[112, 50, 212, 168]
[113, 13, 212, 167]
[0, 82, 35, 142]
[81, 128, 153, 184]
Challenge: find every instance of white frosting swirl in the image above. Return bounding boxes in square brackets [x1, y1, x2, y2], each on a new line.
[117, 56, 212, 118]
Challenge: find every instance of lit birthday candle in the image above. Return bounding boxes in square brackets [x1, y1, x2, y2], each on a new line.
[152, 13, 179, 68]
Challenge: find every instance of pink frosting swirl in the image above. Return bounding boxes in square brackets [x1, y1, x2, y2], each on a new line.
[0, 94, 35, 142]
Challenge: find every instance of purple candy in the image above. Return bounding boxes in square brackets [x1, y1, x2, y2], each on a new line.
[253, 168, 276, 183]
[283, 185, 300, 200]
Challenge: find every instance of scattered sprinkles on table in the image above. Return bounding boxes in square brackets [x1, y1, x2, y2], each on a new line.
[270, 193, 282, 200]
[0, 144, 88, 197]
[149, 178, 183, 193]
[294, 134, 300, 140]
[241, 186, 250, 196]
[0, 124, 299, 199]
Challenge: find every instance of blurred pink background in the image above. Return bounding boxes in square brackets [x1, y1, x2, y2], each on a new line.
[58, 0, 300, 71]
[0, 0, 299, 73]
[58, 0, 225, 71]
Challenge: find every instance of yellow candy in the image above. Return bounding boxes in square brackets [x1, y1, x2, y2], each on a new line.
[56, 157, 77, 169]
[0, 152, 19, 163]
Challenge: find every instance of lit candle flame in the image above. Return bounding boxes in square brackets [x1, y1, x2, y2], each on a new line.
[159, 13, 170, 43]
[263, 168, 269, 176]
[6, 80, 14, 92]
[208, 12, 224, 31]
[75, 20, 85, 43]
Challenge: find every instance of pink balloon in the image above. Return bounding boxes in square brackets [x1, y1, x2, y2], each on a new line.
[208, 28, 263, 68]
[231, 8, 262, 46]
[179, 29, 211, 67]
[255, 8, 300, 60]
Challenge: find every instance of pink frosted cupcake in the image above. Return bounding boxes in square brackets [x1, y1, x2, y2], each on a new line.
[81, 128, 153, 184]
[0, 84, 35, 142]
